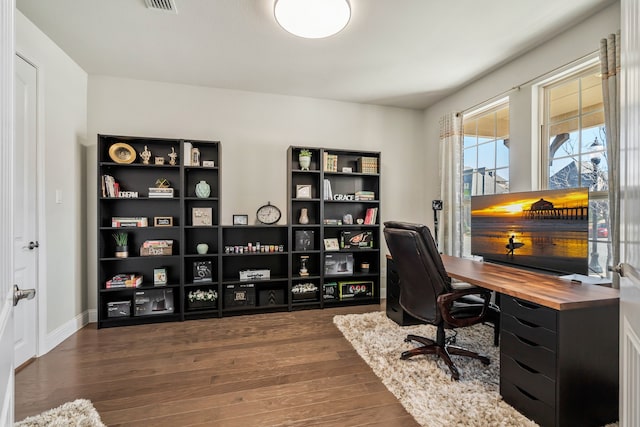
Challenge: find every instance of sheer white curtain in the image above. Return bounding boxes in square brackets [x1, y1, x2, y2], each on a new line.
[600, 31, 620, 287]
[438, 113, 464, 256]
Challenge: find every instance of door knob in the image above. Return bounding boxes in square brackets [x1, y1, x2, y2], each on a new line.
[13, 284, 36, 306]
[27, 241, 39, 250]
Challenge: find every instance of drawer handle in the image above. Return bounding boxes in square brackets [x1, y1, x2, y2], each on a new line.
[515, 334, 539, 347]
[513, 298, 540, 310]
[515, 359, 540, 374]
[515, 317, 539, 328]
[515, 385, 540, 402]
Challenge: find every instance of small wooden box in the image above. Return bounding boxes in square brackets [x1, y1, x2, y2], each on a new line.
[140, 246, 173, 256]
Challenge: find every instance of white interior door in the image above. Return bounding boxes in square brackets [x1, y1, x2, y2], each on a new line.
[0, 1, 16, 425]
[13, 55, 38, 369]
[619, 1, 640, 425]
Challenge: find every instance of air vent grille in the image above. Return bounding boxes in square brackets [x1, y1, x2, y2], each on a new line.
[144, 0, 177, 13]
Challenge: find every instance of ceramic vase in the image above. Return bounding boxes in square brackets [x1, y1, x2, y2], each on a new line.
[195, 180, 211, 198]
[196, 243, 209, 254]
[299, 208, 309, 224]
[299, 155, 311, 171]
[115, 245, 128, 258]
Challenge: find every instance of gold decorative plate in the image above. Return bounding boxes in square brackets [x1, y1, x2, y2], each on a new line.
[108, 142, 137, 164]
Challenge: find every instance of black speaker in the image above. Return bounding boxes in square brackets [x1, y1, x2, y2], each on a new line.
[386, 258, 421, 326]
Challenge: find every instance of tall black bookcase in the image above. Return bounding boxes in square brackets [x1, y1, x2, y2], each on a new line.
[97, 134, 221, 328]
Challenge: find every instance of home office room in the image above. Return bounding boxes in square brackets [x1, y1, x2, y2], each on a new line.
[1, 1, 638, 426]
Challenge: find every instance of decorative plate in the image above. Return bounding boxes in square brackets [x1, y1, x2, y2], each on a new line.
[108, 142, 137, 164]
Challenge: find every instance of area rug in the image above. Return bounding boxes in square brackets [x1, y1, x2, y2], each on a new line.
[333, 311, 537, 427]
[15, 399, 105, 427]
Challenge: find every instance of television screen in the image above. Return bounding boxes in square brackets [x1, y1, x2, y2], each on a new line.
[470, 188, 589, 275]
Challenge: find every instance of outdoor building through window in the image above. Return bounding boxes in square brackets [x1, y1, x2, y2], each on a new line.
[461, 100, 510, 256]
[541, 63, 609, 276]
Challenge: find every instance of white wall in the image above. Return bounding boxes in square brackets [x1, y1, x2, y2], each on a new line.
[423, 2, 620, 197]
[86, 77, 426, 307]
[15, 12, 88, 338]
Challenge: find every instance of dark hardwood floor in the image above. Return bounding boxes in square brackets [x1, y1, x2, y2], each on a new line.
[15, 304, 419, 426]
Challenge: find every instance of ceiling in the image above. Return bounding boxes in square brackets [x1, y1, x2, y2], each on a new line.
[16, 0, 613, 110]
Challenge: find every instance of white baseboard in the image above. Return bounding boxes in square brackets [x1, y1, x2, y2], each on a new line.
[88, 308, 97, 324]
[41, 310, 90, 356]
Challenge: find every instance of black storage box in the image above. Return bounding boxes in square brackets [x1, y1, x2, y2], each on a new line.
[258, 289, 286, 306]
[134, 289, 174, 316]
[107, 300, 131, 318]
[324, 253, 354, 275]
[224, 283, 256, 308]
[340, 230, 373, 249]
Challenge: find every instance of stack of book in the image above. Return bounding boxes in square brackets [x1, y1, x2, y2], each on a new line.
[364, 207, 378, 224]
[140, 240, 173, 256]
[101, 174, 120, 198]
[106, 273, 143, 289]
[148, 187, 174, 198]
[358, 157, 379, 174]
[323, 153, 338, 172]
[111, 217, 148, 228]
[355, 191, 375, 201]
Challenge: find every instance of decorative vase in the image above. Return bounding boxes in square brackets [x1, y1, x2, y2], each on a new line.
[299, 208, 309, 225]
[115, 245, 128, 258]
[195, 180, 211, 198]
[196, 243, 209, 254]
[299, 155, 311, 171]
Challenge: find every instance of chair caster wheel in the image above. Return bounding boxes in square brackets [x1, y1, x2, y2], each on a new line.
[450, 367, 460, 381]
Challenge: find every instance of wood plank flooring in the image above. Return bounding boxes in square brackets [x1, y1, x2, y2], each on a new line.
[15, 305, 419, 426]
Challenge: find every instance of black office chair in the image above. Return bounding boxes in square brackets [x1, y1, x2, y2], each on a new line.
[383, 221, 492, 380]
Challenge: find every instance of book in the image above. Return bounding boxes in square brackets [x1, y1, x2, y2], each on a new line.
[364, 207, 378, 225]
[112, 217, 148, 227]
[106, 273, 143, 288]
[183, 142, 192, 166]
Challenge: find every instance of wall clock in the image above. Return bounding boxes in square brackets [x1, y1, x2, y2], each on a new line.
[256, 202, 281, 225]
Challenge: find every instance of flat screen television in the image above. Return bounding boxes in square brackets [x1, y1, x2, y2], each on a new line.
[470, 188, 589, 275]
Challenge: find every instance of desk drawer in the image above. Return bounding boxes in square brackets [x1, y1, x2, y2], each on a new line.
[501, 354, 556, 407]
[501, 379, 556, 427]
[502, 312, 556, 352]
[501, 330, 556, 378]
[501, 296, 557, 331]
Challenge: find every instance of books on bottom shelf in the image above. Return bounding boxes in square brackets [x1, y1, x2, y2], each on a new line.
[106, 273, 143, 289]
[364, 207, 378, 224]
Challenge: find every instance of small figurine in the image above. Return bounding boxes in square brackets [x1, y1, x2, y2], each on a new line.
[140, 145, 151, 164]
[168, 147, 178, 166]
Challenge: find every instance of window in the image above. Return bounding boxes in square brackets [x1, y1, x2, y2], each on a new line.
[461, 100, 510, 256]
[540, 64, 609, 275]
[463, 101, 510, 197]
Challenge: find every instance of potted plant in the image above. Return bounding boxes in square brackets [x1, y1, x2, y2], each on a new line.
[187, 288, 218, 310]
[112, 232, 128, 258]
[298, 149, 312, 171]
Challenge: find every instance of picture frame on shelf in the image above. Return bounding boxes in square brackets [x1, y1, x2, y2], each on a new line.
[296, 184, 312, 199]
[153, 216, 173, 227]
[153, 267, 168, 286]
[192, 207, 213, 226]
[323, 238, 340, 251]
[233, 214, 248, 225]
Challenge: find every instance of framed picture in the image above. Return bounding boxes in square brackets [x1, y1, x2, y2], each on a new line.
[296, 184, 312, 199]
[233, 214, 248, 225]
[153, 216, 173, 227]
[324, 238, 340, 251]
[192, 207, 212, 226]
[153, 267, 168, 286]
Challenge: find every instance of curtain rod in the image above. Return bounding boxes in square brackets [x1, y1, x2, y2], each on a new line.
[461, 49, 599, 115]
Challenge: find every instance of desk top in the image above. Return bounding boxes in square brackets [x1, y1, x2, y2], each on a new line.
[441, 255, 619, 311]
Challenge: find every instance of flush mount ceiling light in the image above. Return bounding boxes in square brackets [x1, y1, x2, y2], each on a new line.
[274, 0, 351, 39]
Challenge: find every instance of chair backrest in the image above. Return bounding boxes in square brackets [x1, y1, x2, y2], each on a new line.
[383, 221, 451, 324]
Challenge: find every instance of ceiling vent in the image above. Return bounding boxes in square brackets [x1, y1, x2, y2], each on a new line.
[144, 0, 178, 14]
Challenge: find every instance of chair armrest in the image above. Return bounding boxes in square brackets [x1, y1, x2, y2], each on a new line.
[437, 288, 491, 327]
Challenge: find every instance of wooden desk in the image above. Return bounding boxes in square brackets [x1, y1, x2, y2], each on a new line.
[441, 255, 620, 310]
[385, 255, 619, 427]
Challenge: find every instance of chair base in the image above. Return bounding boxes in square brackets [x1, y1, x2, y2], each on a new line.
[401, 333, 490, 380]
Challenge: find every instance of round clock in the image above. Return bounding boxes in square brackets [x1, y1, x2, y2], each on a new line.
[256, 202, 281, 225]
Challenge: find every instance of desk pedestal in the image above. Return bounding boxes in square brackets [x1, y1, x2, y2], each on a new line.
[500, 294, 619, 427]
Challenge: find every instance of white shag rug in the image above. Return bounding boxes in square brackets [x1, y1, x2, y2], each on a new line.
[333, 311, 537, 427]
[15, 399, 105, 427]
